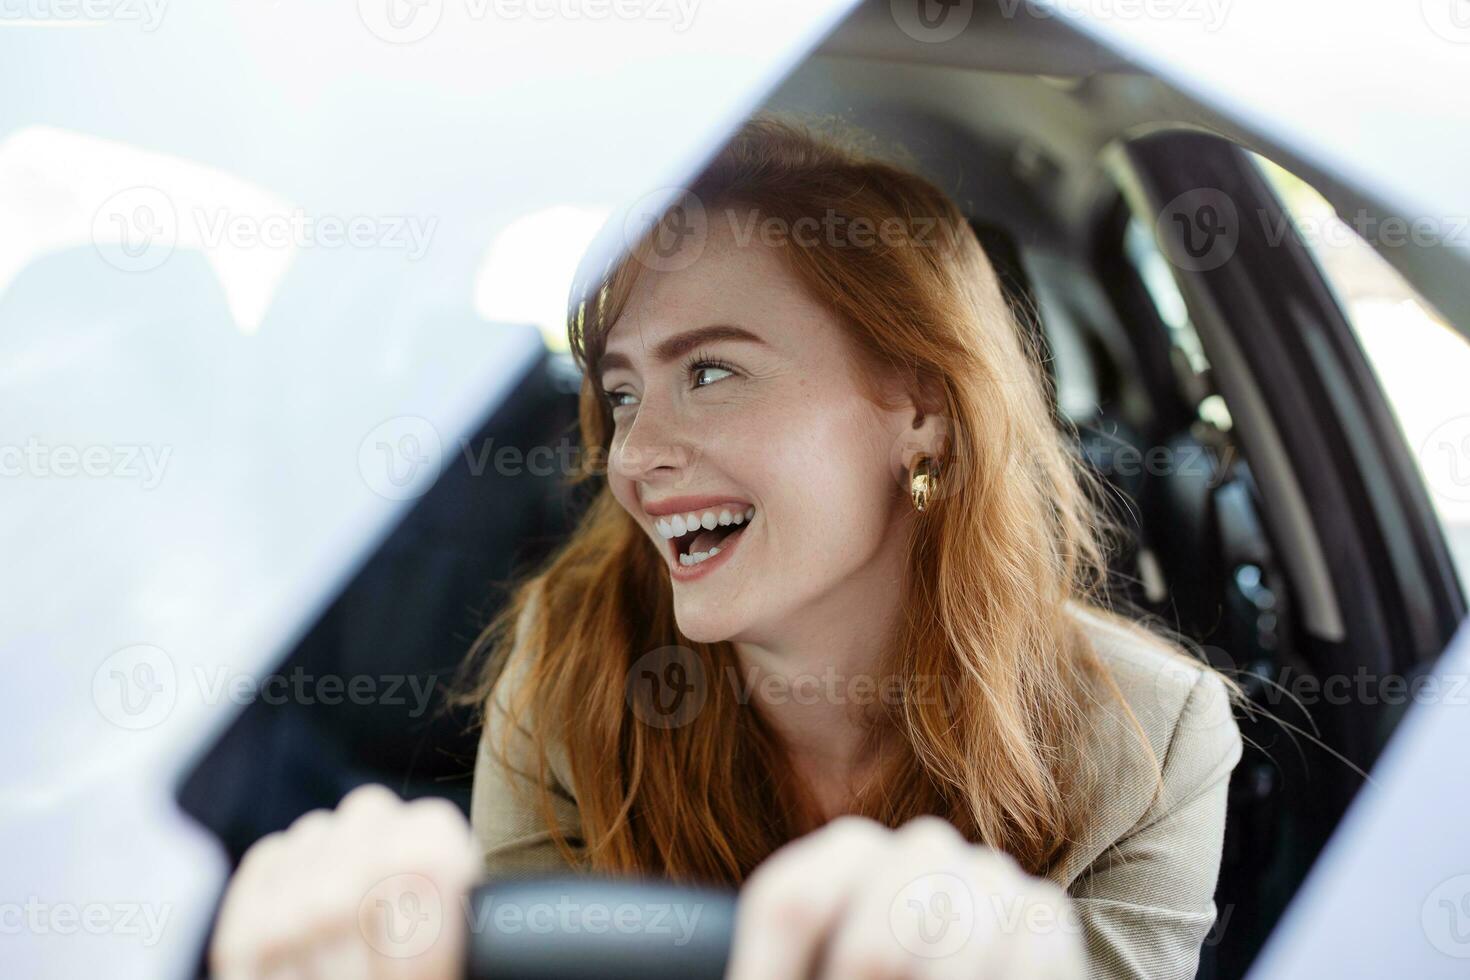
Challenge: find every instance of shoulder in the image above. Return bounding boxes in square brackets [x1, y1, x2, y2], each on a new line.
[1049, 602, 1244, 884]
[1069, 602, 1239, 760]
[470, 583, 584, 874]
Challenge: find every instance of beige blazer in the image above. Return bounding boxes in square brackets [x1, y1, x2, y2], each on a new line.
[471, 604, 1243, 980]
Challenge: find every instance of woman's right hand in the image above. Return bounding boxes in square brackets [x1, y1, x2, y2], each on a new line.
[209, 784, 482, 980]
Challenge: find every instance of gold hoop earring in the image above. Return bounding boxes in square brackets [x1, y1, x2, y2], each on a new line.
[908, 455, 938, 513]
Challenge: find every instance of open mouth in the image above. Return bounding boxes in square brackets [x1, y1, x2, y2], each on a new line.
[654, 505, 755, 568]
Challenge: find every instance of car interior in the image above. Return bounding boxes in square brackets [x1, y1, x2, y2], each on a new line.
[179, 3, 1467, 977]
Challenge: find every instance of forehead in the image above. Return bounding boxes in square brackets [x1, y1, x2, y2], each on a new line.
[603, 221, 837, 357]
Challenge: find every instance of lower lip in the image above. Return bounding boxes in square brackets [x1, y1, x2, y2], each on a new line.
[667, 522, 749, 583]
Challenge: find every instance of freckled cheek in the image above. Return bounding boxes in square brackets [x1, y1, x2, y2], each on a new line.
[730, 400, 892, 557]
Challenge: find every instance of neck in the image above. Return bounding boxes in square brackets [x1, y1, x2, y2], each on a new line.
[731, 508, 911, 819]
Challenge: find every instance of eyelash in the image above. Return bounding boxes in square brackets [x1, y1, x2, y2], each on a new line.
[600, 349, 738, 409]
[682, 348, 738, 389]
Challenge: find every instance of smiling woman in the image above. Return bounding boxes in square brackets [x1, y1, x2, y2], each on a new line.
[456, 117, 1243, 979]
[209, 116, 1242, 980]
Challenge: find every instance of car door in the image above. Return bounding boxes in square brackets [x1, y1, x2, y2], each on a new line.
[0, 5, 861, 978]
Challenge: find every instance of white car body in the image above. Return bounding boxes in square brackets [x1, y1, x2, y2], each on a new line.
[2, 2, 1466, 976]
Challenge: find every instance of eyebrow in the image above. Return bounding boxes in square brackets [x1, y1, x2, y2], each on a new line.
[599, 324, 767, 378]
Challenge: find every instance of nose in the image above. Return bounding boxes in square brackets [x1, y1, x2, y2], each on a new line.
[610, 392, 697, 484]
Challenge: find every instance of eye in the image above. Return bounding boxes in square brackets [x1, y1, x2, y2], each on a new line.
[603, 389, 639, 410]
[691, 363, 734, 388]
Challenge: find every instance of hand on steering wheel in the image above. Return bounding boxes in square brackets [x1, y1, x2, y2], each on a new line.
[210, 784, 480, 980]
[726, 815, 1084, 980]
[212, 789, 1083, 979]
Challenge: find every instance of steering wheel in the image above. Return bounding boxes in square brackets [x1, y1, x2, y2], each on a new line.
[463, 877, 735, 980]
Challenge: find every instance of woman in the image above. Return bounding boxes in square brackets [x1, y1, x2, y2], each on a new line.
[211, 118, 1241, 980]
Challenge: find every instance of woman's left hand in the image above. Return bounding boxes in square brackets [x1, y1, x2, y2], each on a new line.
[726, 815, 1084, 980]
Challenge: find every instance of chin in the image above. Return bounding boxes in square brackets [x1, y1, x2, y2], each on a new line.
[671, 597, 745, 645]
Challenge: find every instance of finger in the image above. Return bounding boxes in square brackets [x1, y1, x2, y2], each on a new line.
[726, 816, 891, 980]
[330, 796, 475, 980]
[817, 816, 976, 980]
[283, 810, 361, 980]
[251, 811, 348, 976]
[976, 867, 1082, 980]
[211, 830, 293, 975]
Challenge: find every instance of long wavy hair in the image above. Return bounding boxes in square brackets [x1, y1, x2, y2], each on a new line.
[458, 116, 1168, 883]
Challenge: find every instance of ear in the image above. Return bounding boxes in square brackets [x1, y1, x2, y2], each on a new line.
[898, 408, 949, 473]
[876, 365, 949, 473]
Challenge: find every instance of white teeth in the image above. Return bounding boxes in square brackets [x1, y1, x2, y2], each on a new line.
[679, 546, 721, 567]
[658, 511, 758, 564]
[655, 505, 756, 549]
